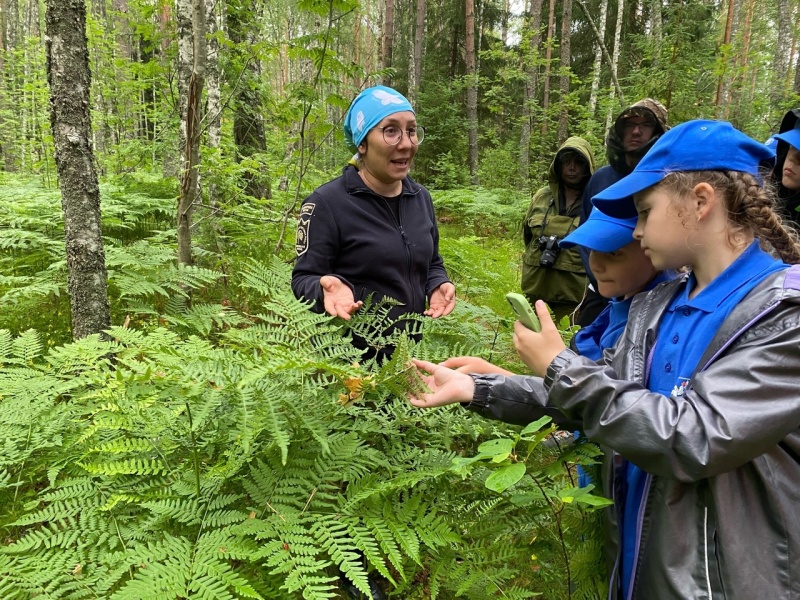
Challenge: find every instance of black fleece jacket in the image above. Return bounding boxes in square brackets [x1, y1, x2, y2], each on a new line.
[291, 165, 451, 325]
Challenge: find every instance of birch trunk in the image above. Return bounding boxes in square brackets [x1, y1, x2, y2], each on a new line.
[45, 0, 110, 340]
[588, 0, 608, 115]
[176, 0, 206, 266]
[606, 0, 624, 130]
[649, 0, 662, 64]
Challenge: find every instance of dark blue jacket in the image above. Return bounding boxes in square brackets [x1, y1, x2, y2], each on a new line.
[578, 165, 633, 276]
[291, 165, 451, 326]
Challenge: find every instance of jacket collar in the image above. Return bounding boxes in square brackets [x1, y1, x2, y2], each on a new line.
[342, 164, 421, 198]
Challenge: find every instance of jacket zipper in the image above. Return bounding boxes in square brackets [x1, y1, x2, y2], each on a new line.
[378, 195, 416, 310]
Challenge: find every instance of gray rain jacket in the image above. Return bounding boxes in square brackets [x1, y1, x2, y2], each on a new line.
[468, 265, 800, 599]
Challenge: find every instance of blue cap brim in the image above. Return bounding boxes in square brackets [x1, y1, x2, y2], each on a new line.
[591, 171, 668, 218]
[774, 128, 800, 151]
[560, 211, 637, 252]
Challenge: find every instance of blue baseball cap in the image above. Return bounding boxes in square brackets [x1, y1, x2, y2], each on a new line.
[773, 121, 800, 151]
[559, 208, 637, 252]
[344, 85, 415, 150]
[592, 120, 776, 218]
[764, 134, 779, 152]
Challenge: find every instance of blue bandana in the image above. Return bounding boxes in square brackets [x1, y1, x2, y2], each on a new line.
[343, 86, 415, 149]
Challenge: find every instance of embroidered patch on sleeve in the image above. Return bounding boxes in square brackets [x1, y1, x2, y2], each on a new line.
[296, 203, 315, 256]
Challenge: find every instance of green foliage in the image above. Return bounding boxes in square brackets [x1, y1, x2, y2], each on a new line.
[0, 245, 608, 599]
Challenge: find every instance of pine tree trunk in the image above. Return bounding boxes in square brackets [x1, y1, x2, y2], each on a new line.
[176, 0, 206, 266]
[44, 0, 110, 340]
[557, 0, 572, 143]
[465, 0, 479, 184]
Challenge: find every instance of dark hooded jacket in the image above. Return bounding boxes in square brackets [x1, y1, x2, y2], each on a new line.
[522, 137, 595, 310]
[581, 98, 670, 225]
[771, 108, 800, 227]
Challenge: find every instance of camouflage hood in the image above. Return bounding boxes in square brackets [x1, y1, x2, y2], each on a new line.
[547, 136, 596, 198]
[605, 98, 669, 174]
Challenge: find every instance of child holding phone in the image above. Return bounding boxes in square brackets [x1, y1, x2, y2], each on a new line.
[409, 121, 800, 599]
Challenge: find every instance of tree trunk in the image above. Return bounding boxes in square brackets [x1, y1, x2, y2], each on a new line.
[587, 0, 609, 116]
[518, 0, 544, 182]
[715, 0, 735, 114]
[382, 0, 394, 85]
[228, 0, 270, 200]
[649, 0, 662, 65]
[772, 0, 791, 103]
[465, 0, 478, 184]
[410, 0, 425, 104]
[44, 0, 110, 340]
[606, 0, 624, 130]
[557, 0, 572, 143]
[205, 0, 222, 210]
[541, 0, 556, 136]
[176, 0, 206, 266]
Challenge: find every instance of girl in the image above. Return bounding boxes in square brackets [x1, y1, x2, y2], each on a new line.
[410, 120, 800, 600]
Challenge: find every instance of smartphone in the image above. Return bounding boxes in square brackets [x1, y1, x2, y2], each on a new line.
[505, 292, 542, 332]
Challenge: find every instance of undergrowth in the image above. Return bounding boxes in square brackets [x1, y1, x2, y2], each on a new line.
[0, 173, 607, 599]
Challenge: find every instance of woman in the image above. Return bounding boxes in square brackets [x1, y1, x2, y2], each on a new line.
[291, 85, 455, 357]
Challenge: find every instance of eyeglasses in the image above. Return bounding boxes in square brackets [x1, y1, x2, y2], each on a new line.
[623, 119, 656, 133]
[379, 125, 425, 146]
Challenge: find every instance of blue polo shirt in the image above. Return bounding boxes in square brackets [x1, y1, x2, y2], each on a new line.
[620, 240, 787, 597]
[648, 241, 788, 396]
[573, 271, 674, 361]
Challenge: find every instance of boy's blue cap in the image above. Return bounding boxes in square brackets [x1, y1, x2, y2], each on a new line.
[773, 120, 800, 151]
[592, 120, 776, 218]
[344, 85, 414, 150]
[560, 208, 637, 252]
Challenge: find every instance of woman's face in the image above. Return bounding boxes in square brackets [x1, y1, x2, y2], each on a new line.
[783, 145, 800, 191]
[358, 111, 418, 189]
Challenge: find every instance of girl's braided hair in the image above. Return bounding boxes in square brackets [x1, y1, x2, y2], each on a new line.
[659, 170, 800, 264]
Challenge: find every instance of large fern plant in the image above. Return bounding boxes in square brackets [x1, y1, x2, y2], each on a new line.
[0, 255, 607, 599]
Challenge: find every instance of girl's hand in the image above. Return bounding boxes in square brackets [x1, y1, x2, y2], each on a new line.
[320, 275, 363, 320]
[513, 300, 566, 377]
[425, 282, 456, 318]
[440, 356, 513, 376]
[407, 359, 476, 408]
